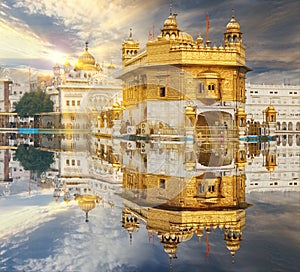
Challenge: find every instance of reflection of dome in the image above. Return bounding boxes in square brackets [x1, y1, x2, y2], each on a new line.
[181, 232, 193, 242]
[237, 106, 246, 114]
[226, 240, 241, 263]
[163, 243, 178, 257]
[225, 228, 242, 263]
[113, 101, 121, 109]
[266, 165, 275, 173]
[75, 194, 100, 222]
[108, 62, 115, 69]
[185, 105, 195, 115]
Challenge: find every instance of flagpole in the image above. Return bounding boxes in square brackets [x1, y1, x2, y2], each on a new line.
[206, 12, 210, 43]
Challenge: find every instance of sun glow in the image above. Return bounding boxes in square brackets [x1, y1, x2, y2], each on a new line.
[49, 50, 67, 66]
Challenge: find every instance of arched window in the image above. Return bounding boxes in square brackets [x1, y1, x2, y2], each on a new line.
[240, 118, 245, 127]
[288, 135, 293, 146]
[199, 183, 205, 193]
[282, 122, 287, 130]
[233, 35, 239, 42]
[199, 83, 204, 93]
[208, 84, 215, 91]
[276, 122, 281, 130]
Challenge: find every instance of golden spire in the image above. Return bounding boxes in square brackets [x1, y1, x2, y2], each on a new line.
[169, 0, 173, 16]
[226, 9, 240, 31]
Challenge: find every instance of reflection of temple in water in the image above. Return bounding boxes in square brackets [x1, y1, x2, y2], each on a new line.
[48, 132, 122, 221]
[245, 134, 300, 192]
[121, 139, 249, 265]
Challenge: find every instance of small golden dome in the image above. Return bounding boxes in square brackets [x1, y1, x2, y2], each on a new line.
[266, 165, 275, 172]
[179, 31, 194, 43]
[237, 106, 246, 114]
[267, 105, 276, 112]
[64, 60, 71, 66]
[113, 101, 120, 108]
[108, 62, 115, 69]
[185, 105, 195, 115]
[196, 34, 204, 45]
[164, 14, 178, 29]
[124, 29, 137, 45]
[112, 102, 122, 113]
[226, 10, 241, 32]
[53, 63, 60, 70]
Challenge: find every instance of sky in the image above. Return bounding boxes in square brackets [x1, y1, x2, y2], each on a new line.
[0, 0, 299, 85]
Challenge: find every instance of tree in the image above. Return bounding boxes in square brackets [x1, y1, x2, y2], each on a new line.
[15, 144, 55, 174]
[14, 90, 54, 117]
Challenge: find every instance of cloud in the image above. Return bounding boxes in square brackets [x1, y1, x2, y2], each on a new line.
[0, 0, 299, 84]
[0, 191, 71, 240]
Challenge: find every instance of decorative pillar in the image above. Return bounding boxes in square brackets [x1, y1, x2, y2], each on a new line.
[265, 105, 277, 137]
[235, 106, 247, 138]
[185, 104, 196, 142]
[112, 102, 123, 137]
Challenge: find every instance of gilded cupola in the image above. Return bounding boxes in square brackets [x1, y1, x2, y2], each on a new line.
[161, 3, 180, 39]
[122, 29, 140, 66]
[163, 4, 178, 30]
[75, 42, 100, 71]
[224, 9, 243, 45]
[226, 11, 241, 32]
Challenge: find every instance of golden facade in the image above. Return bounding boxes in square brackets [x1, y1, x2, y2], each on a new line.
[121, 9, 250, 112]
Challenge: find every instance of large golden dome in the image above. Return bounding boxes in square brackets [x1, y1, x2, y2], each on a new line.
[75, 42, 98, 71]
[78, 51, 95, 66]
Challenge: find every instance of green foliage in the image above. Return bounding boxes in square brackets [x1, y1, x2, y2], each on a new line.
[14, 90, 54, 117]
[15, 145, 55, 174]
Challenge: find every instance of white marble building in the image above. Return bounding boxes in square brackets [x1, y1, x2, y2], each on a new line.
[245, 135, 300, 193]
[46, 42, 122, 131]
[245, 83, 300, 132]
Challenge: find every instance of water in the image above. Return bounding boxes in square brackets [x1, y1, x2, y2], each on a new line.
[0, 133, 299, 272]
